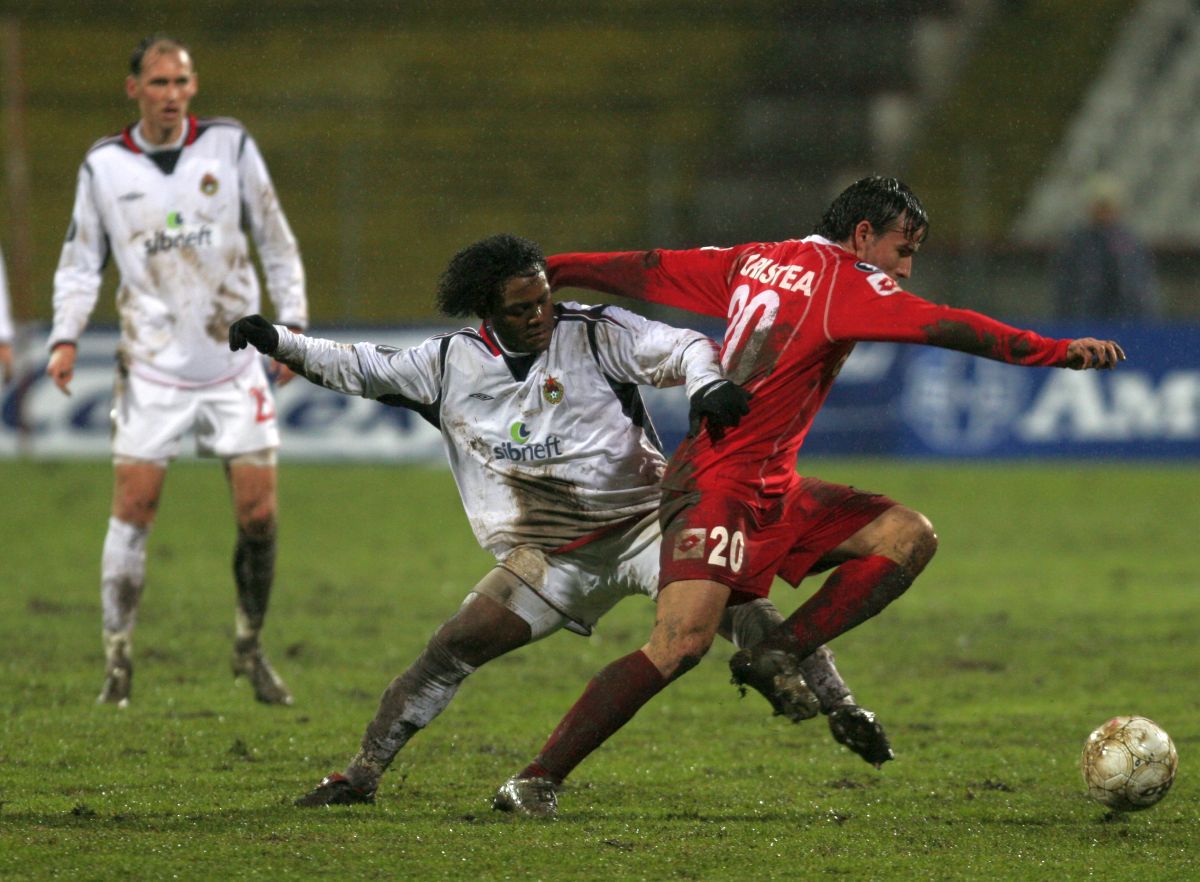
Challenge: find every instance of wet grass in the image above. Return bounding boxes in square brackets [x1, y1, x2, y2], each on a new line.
[0, 459, 1197, 881]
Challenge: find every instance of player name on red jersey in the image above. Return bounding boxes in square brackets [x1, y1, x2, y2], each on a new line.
[737, 255, 816, 297]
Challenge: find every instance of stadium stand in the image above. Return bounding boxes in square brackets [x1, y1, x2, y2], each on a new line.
[1015, 0, 1200, 248]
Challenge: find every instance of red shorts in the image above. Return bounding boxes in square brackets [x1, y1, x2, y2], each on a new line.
[658, 474, 896, 600]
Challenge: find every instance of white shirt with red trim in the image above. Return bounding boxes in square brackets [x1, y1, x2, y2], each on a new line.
[50, 115, 307, 385]
[272, 302, 724, 555]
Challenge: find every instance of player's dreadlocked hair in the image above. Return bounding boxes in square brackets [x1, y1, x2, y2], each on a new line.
[813, 176, 929, 245]
[130, 33, 192, 76]
[436, 234, 547, 319]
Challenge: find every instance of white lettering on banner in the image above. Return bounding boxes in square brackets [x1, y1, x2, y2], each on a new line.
[1017, 371, 1200, 442]
[5, 325, 1197, 459]
[900, 352, 1029, 452]
[0, 327, 451, 461]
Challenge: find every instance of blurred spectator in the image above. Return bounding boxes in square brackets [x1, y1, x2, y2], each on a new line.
[0, 242, 13, 382]
[1052, 175, 1161, 320]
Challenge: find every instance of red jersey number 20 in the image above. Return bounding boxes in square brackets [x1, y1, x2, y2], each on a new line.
[722, 284, 779, 382]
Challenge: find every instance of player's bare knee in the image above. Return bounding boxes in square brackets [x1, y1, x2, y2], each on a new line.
[237, 509, 276, 540]
[434, 600, 530, 667]
[902, 509, 938, 573]
[113, 492, 158, 527]
[883, 506, 938, 574]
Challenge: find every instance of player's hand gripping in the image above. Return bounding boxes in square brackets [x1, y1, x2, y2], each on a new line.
[228, 315, 280, 356]
[1065, 337, 1125, 370]
[688, 379, 752, 441]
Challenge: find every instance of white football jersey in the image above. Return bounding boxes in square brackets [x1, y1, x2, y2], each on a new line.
[275, 303, 724, 554]
[50, 115, 307, 385]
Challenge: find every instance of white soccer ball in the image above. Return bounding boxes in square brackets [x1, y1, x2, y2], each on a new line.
[1080, 715, 1178, 811]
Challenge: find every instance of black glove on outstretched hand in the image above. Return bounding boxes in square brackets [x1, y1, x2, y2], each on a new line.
[229, 315, 280, 355]
[687, 379, 752, 441]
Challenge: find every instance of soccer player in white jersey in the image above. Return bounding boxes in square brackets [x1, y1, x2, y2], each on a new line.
[0, 242, 13, 382]
[46, 35, 308, 707]
[229, 234, 891, 808]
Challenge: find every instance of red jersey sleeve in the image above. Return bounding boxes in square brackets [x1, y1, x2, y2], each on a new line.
[824, 267, 1072, 367]
[546, 248, 751, 320]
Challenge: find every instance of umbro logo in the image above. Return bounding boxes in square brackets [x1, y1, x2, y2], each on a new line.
[469, 392, 494, 401]
[119, 192, 145, 202]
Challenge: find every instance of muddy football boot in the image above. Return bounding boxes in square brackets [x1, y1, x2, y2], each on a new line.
[97, 653, 133, 708]
[828, 704, 894, 767]
[294, 772, 376, 807]
[232, 638, 294, 706]
[492, 775, 558, 819]
[729, 647, 821, 722]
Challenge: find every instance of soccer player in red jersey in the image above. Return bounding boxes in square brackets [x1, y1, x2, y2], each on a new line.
[493, 176, 1125, 816]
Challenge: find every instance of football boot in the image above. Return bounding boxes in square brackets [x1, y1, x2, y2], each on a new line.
[294, 772, 376, 807]
[729, 647, 821, 722]
[492, 775, 558, 819]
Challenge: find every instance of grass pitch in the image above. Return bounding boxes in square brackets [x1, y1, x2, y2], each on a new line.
[0, 459, 1196, 881]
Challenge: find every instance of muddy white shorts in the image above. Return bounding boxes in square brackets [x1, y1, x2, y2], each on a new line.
[112, 359, 280, 462]
[471, 511, 662, 641]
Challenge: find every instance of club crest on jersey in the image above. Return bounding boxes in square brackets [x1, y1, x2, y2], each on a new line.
[673, 528, 707, 561]
[200, 173, 219, 196]
[542, 375, 564, 405]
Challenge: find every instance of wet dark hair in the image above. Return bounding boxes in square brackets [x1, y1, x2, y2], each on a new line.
[813, 175, 929, 244]
[130, 34, 191, 76]
[436, 234, 547, 319]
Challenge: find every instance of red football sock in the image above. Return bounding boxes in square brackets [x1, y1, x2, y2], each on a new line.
[520, 649, 667, 785]
[780, 555, 912, 657]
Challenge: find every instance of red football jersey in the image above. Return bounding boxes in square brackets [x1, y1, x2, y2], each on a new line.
[548, 237, 1072, 496]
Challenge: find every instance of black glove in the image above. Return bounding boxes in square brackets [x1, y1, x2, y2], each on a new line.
[229, 315, 280, 355]
[687, 379, 751, 441]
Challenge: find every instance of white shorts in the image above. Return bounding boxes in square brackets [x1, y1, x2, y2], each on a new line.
[475, 511, 661, 641]
[111, 361, 280, 462]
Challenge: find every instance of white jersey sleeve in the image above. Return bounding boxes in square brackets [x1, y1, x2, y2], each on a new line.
[49, 162, 107, 346]
[0, 242, 13, 343]
[583, 303, 723, 397]
[239, 135, 307, 330]
[273, 326, 441, 404]
[276, 315, 673, 554]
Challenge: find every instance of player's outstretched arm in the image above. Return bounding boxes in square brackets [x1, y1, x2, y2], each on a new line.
[1064, 337, 1126, 370]
[229, 315, 280, 355]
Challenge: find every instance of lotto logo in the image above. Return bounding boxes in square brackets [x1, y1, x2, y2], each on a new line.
[867, 272, 900, 297]
[673, 528, 707, 561]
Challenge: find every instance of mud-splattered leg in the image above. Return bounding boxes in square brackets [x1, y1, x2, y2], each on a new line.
[98, 516, 150, 706]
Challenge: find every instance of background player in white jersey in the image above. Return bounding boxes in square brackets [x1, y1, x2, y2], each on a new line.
[0, 242, 13, 382]
[229, 234, 886, 807]
[46, 35, 307, 707]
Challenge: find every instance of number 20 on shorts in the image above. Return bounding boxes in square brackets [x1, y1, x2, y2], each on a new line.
[675, 526, 746, 573]
[708, 526, 745, 572]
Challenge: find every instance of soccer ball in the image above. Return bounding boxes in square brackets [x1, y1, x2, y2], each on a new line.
[1080, 715, 1178, 811]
